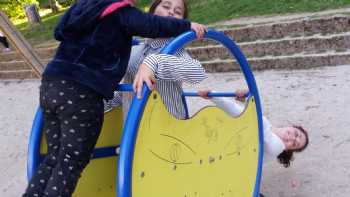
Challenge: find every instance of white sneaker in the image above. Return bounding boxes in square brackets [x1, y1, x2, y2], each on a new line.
[2, 48, 11, 52]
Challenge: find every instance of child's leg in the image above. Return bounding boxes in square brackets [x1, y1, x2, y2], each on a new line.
[43, 109, 103, 196]
[23, 82, 64, 197]
[0, 36, 10, 48]
[39, 80, 104, 197]
[43, 87, 104, 196]
[23, 110, 62, 196]
[23, 79, 104, 197]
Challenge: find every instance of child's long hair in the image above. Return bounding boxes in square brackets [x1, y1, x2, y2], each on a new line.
[149, 0, 189, 19]
[277, 125, 309, 167]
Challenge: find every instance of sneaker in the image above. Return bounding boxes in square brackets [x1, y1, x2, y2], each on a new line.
[2, 48, 11, 52]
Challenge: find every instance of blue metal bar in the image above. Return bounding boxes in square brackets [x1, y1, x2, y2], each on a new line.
[183, 92, 237, 97]
[117, 84, 151, 197]
[27, 107, 44, 181]
[116, 84, 134, 92]
[180, 92, 189, 119]
[92, 146, 119, 159]
[160, 31, 197, 54]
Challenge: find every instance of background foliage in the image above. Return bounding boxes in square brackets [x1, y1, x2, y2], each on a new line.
[0, 0, 39, 19]
[3, 0, 350, 45]
[138, 0, 350, 23]
[0, 0, 76, 19]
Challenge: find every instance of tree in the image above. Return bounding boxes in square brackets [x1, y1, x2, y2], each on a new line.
[48, 0, 59, 13]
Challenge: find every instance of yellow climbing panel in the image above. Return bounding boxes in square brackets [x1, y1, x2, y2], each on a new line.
[132, 91, 260, 197]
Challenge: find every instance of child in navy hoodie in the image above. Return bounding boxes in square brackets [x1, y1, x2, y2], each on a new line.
[23, 0, 206, 196]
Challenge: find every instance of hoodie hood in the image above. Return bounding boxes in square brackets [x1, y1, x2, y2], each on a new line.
[54, 0, 130, 40]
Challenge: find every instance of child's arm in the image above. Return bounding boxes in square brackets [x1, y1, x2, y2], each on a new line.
[210, 96, 244, 117]
[142, 50, 206, 84]
[198, 90, 245, 117]
[118, 7, 206, 39]
[133, 49, 205, 98]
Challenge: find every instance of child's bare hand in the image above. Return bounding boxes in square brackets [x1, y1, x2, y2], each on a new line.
[191, 22, 207, 39]
[198, 90, 210, 99]
[133, 64, 156, 99]
[235, 89, 248, 102]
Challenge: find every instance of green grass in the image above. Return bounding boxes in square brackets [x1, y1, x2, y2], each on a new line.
[15, 9, 64, 45]
[13, 0, 350, 45]
[139, 0, 350, 23]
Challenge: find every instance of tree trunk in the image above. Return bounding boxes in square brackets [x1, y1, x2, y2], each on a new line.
[49, 0, 59, 13]
[24, 4, 42, 26]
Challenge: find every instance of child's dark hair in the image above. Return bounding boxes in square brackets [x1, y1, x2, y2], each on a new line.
[277, 125, 309, 168]
[149, 0, 189, 19]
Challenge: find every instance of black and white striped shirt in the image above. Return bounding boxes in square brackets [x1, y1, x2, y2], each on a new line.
[105, 38, 206, 119]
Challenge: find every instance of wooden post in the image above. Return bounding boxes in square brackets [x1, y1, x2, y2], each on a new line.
[0, 11, 44, 77]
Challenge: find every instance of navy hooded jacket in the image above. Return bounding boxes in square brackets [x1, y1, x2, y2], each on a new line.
[43, 0, 191, 99]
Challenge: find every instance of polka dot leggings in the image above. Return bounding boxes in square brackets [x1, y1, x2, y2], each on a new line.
[23, 79, 104, 197]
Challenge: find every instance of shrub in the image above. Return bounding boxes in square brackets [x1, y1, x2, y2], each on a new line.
[38, 0, 50, 9]
[0, 0, 39, 19]
[57, 0, 75, 7]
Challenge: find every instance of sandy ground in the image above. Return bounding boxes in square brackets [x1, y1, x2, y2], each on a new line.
[1, 65, 350, 197]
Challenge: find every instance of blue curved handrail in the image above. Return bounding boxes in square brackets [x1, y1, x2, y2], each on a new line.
[117, 84, 151, 197]
[27, 107, 44, 180]
[118, 29, 264, 197]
